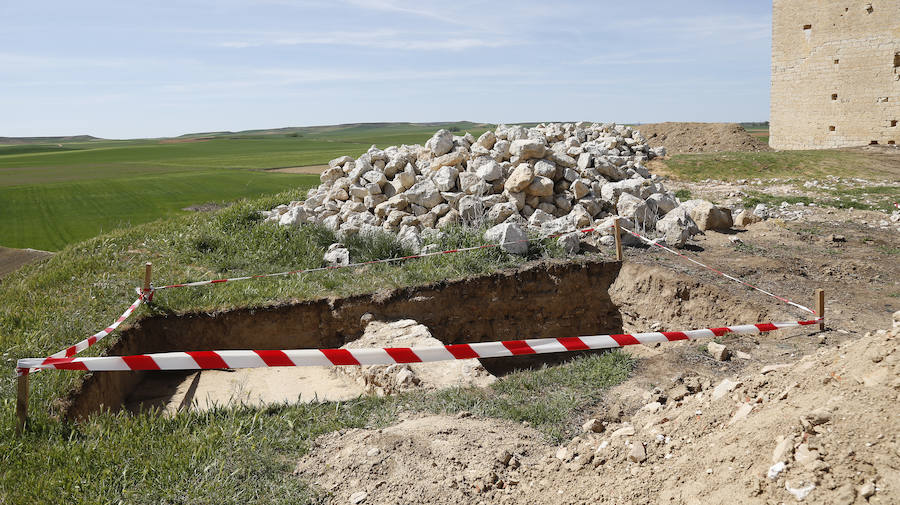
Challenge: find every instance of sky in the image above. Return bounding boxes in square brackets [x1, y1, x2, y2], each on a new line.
[0, 1, 772, 139]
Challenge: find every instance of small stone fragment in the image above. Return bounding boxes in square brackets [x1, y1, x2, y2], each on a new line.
[582, 418, 604, 433]
[627, 442, 647, 463]
[349, 491, 368, 504]
[707, 341, 730, 361]
[858, 481, 876, 499]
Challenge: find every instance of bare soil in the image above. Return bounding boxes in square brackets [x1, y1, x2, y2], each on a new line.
[636, 122, 771, 153]
[0, 246, 52, 280]
[291, 178, 899, 504]
[299, 323, 898, 504]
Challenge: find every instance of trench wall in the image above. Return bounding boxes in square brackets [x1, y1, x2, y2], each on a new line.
[62, 260, 625, 419]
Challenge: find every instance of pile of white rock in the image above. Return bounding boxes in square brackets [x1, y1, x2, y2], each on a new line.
[261, 123, 735, 256]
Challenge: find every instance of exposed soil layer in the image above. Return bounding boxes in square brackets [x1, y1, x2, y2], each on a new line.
[636, 122, 771, 154]
[61, 260, 784, 420]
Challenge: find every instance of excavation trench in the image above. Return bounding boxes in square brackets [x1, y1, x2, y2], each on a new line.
[60, 260, 786, 420]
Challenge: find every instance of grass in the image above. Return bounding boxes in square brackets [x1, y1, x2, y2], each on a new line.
[742, 186, 900, 213]
[0, 191, 629, 503]
[661, 149, 900, 182]
[674, 189, 692, 201]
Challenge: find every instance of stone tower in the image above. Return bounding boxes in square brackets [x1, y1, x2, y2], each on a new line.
[770, 1, 900, 149]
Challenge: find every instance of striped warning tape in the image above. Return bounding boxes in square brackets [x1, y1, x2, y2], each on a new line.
[18, 218, 822, 376]
[16, 318, 822, 374]
[17, 227, 601, 374]
[21, 294, 146, 376]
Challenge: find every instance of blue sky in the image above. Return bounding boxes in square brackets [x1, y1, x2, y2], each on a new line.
[0, 1, 772, 139]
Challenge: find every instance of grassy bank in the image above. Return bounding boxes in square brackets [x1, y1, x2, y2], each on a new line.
[0, 191, 629, 503]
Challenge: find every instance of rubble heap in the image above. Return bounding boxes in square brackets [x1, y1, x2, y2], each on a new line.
[262, 123, 735, 252]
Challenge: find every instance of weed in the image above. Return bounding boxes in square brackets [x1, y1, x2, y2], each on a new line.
[674, 189, 692, 201]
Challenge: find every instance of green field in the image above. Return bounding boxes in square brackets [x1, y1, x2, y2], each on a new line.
[0, 122, 489, 250]
[0, 171, 319, 250]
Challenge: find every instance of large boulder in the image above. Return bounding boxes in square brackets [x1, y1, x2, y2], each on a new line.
[504, 164, 535, 192]
[406, 180, 444, 209]
[680, 200, 733, 231]
[484, 222, 528, 255]
[616, 193, 657, 230]
[509, 139, 546, 160]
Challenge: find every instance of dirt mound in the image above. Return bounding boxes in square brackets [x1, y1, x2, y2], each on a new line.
[295, 316, 900, 504]
[294, 414, 546, 504]
[635, 122, 771, 154]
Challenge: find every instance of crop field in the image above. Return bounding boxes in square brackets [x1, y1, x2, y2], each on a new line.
[0, 122, 489, 251]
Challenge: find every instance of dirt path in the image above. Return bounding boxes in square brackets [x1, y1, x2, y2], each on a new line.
[0, 246, 52, 280]
[265, 165, 328, 174]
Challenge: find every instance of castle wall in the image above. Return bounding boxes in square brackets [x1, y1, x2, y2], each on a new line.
[771, 0, 900, 149]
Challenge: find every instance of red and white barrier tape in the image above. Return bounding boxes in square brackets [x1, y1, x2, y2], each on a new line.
[152, 227, 601, 290]
[18, 219, 824, 377]
[16, 318, 821, 374]
[619, 226, 816, 315]
[20, 294, 146, 376]
[15, 228, 599, 375]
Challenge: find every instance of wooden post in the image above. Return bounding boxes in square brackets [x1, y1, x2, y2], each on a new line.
[816, 288, 825, 331]
[143, 262, 152, 302]
[613, 218, 624, 262]
[16, 373, 28, 435]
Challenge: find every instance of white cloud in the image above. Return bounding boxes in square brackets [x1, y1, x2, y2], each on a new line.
[340, 0, 468, 26]
[216, 29, 516, 51]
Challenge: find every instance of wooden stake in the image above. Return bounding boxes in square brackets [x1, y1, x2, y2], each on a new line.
[143, 262, 152, 301]
[613, 218, 624, 262]
[816, 288, 825, 331]
[16, 373, 28, 435]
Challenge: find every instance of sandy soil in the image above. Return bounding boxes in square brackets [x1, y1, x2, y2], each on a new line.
[0, 246, 53, 280]
[298, 322, 899, 504]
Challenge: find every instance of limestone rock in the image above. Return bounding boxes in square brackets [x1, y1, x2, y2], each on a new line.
[509, 139, 546, 160]
[681, 200, 733, 231]
[428, 129, 454, 157]
[707, 341, 730, 361]
[324, 243, 350, 266]
[484, 222, 528, 255]
[504, 164, 535, 193]
[734, 210, 762, 227]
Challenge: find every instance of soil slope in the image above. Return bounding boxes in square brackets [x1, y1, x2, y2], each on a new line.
[636, 122, 771, 154]
[296, 318, 900, 504]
